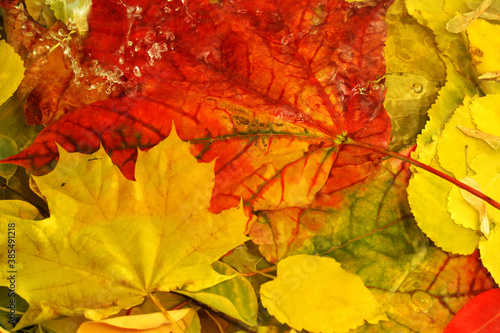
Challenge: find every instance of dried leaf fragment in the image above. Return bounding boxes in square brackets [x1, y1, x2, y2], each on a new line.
[457, 126, 500, 150]
[446, 0, 492, 33]
[77, 309, 199, 333]
[450, 177, 490, 238]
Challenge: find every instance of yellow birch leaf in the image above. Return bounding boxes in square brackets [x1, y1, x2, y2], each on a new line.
[259, 255, 387, 333]
[408, 163, 480, 255]
[469, 94, 500, 138]
[436, 95, 491, 180]
[467, 18, 500, 75]
[77, 309, 198, 333]
[479, 228, 500, 284]
[0, 128, 249, 329]
[467, 153, 500, 226]
[0, 40, 25, 107]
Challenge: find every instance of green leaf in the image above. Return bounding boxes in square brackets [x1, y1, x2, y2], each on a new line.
[0, 40, 25, 107]
[384, 73, 440, 151]
[0, 134, 18, 180]
[47, 0, 92, 33]
[260, 255, 387, 333]
[0, 97, 43, 154]
[221, 245, 264, 274]
[178, 261, 259, 327]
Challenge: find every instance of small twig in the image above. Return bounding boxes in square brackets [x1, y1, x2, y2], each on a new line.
[240, 265, 277, 277]
[204, 309, 225, 333]
[149, 293, 186, 333]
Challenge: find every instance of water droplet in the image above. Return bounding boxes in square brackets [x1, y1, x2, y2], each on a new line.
[412, 83, 423, 93]
[106, 88, 112, 95]
[127, 41, 133, 47]
[58, 29, 66, 36]
[119, 57, 124, 64]
[133, 66, 142, 77]
[411, 291, 432, 313]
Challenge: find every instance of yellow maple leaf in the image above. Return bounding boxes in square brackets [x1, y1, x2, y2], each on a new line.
[0, 128, 249, 329]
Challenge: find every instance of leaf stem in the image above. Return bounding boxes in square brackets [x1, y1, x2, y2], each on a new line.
[246, 267, 276, 280]
[148, 293, 186, 333]
[204, 309, 225, 333]
[344, 138, 500, 211]
[240, 265, 276, 277]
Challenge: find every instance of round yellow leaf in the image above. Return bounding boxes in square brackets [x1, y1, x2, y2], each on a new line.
[260, 255, 387, 333]
[0, 40, 25, 106]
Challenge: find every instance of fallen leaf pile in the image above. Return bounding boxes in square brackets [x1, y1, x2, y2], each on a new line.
[0, 0, 499, 332]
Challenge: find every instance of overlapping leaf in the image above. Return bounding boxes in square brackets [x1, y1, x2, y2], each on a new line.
[1, 6, 124, 126]
[250, 157, 496, 331]
[0, 130, 248, 329]
[444, 288, 500, 333]
[2, 0, 393, 213]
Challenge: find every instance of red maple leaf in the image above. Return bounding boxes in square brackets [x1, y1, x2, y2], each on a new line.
[3, 0, 393, 213]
